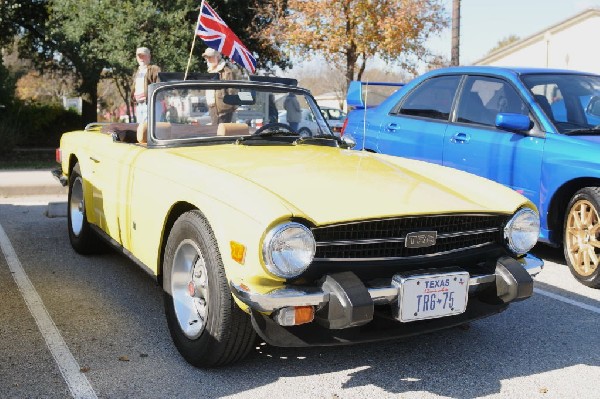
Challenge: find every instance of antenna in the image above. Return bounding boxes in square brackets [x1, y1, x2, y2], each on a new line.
[362, 80, 368, 152]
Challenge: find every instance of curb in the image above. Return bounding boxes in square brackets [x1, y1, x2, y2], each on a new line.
[0, 169, 68, 198]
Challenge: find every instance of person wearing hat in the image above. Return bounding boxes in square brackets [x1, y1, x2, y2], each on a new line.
[202, 48, 236, 125]
[131, 47, 161, 123]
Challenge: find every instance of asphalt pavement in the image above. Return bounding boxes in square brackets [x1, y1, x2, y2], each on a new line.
[1, 176, 600, 398]
[0, 169, 67, 198]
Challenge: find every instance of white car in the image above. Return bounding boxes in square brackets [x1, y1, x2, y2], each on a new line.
[278, 109, 319, 136]
[319, 107, 347, 135]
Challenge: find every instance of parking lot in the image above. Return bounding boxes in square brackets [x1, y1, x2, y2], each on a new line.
[1, 194, 599, 399]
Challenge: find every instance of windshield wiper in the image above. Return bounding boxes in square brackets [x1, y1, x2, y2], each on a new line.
[564, 127, 600, 135]
[236, 130, 300, 145]
[293, 135, 343, 147]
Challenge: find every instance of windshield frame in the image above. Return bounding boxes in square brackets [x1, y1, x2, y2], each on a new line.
[145, 80, 334, 148]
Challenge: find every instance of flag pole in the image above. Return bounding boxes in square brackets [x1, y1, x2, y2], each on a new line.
[184, 0, 204, 80]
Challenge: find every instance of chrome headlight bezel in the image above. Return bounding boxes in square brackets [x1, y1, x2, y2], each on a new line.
[262, 222, 316, 279]
[504, 207, 540, 255]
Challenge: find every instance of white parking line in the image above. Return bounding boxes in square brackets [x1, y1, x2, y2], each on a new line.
[0, 222, 98, 399]
[535, 288, 600, 315]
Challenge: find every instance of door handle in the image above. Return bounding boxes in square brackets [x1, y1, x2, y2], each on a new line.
[450, 132, 470, 143]
[90, 156, 100, 163]
[386, 123, 399, 132]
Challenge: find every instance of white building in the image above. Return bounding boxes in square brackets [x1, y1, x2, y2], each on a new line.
[474, 8, 600, 74]
[314, 92, 345, 110]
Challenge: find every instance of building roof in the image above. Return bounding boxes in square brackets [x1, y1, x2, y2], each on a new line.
[474, 8, 600, 65]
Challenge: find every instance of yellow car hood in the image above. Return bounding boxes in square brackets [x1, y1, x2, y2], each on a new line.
[173, 144, 528, 225]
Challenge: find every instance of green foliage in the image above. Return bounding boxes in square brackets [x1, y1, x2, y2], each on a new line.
[0, 55, 16, 107]
[0, 101, 82, 153]
[3, 0, 288, 124]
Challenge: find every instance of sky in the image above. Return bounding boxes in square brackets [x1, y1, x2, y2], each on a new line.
[431, 0, 600, 66]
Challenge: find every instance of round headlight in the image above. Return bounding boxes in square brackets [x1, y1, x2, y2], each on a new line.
[262, 222, 316, 279]
[504, 208, 540, 255]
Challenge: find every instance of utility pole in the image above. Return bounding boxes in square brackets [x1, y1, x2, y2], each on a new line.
[451, 0, 460, 66]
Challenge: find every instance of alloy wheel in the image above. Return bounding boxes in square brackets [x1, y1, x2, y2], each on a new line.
[565, 199, 600, 277]
[171, 239, 210, 339]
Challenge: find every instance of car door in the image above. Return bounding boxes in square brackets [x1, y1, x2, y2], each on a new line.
[375, 75, 461, 164]
[88, 135, 145, 247]
[443, 75, 545, 203]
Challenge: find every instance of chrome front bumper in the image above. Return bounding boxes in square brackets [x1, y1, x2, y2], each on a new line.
[230, 254, 543, 313]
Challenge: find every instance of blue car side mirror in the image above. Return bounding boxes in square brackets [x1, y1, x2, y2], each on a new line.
[495, 113, 532, 132]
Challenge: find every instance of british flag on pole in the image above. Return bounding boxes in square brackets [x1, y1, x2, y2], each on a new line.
[196, 1, 257, 74]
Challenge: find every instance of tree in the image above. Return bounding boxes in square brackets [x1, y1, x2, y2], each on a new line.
[487, 35, 520, 55]
[426, 55, 451, 72]
[15, 69, 77, 103]
[1, 0, 289, 124]
[0, 54, 16, 108]
[258, 0, 448, 89]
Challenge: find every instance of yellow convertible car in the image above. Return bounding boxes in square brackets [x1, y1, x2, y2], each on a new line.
[55, 75, 543, 368]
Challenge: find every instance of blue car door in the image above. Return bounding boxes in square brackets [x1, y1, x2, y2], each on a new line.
[443, 75, 545, 203]
[375, 75, 461, 164]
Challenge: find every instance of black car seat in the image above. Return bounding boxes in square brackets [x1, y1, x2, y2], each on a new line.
[458, 91, 489, 125]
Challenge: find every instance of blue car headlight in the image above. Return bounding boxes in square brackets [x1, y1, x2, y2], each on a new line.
[262, 222, 316, 278]
[504, 208, 540, 255]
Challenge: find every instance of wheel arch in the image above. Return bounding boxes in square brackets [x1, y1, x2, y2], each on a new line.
[547, 177, 600, 243]
[157, 201, 199, 286]
[68, 154, 79, 174]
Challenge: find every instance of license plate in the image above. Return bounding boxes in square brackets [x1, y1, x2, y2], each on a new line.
[393, 270, 470, 322]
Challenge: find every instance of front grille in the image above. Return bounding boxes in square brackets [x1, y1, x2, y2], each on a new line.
[312, 214, 508, 260]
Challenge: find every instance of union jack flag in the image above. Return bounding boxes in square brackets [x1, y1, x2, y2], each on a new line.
[196, 1, 257, 74]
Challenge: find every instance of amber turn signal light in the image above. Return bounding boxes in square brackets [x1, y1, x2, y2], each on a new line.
[230, 241, 246, 264]
[274, 306, 315, 326]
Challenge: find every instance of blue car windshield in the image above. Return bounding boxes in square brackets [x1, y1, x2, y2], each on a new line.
[521, 73, 600, 134]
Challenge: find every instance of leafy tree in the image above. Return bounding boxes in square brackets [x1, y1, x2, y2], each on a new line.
[1, 0, 288, 124]
[425, 55, 451, 72]
[0, 54, 16, 113]
[487, 35, 520, 55]
[15, 70, 77, 103]
[0, 1, 48, 50]
[258, 0, 448, 87]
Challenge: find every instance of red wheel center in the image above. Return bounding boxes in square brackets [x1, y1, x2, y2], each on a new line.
[187, 281, 196, 297]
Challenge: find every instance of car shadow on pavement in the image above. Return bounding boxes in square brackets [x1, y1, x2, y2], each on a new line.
[219, 301, 597, 398]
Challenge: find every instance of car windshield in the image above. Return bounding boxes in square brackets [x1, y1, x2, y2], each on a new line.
[151, 83, 334, 142]
[521, 73, 600, 134]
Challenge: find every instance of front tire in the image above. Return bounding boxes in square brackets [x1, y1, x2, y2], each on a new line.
[68, 163, 104, 254]
[563, 187, 600, 288]
[163, 210, 256, 367]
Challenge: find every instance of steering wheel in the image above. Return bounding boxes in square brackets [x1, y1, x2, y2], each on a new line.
[253, 122, 299, 136]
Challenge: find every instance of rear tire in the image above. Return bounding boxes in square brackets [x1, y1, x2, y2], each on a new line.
[67, 163, 104, 254]
[563, 187, 600, 288]
[163, 210, 256, 367]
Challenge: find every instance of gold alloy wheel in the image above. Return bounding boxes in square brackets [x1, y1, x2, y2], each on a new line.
[565, 199, 600, 277]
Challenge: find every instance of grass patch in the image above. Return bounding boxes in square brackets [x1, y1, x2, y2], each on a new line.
[0, 149, 59, 170]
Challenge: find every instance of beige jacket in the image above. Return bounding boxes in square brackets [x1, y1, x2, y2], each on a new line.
[207, 61, 236, 116]
[131, 64, 161, 104]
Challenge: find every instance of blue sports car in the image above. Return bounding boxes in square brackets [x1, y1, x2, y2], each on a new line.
[343, 66, 600, 288]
